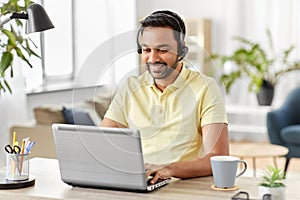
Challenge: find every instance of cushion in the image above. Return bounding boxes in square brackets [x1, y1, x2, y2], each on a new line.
[280, 125, 300, 145]
[85, 95, 112, 119]
[62, 107, 95, 126]
[34, 105, 66, 125]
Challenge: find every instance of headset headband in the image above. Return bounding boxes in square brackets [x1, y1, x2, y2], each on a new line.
[136, 10, 188, 59]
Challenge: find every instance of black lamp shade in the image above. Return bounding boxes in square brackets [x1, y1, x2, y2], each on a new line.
[26, 3, 54, 34]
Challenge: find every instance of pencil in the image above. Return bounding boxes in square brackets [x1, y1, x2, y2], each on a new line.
[19, 139, 26, 175]
[21, 139, 25, 155]
[12, 132, 17, 177]
[12, 131, 16, 146]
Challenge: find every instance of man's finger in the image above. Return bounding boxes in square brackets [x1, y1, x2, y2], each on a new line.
[151, 173, 160, 184]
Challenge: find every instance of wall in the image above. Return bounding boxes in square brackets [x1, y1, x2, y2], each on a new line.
[137, 0, 242, 55]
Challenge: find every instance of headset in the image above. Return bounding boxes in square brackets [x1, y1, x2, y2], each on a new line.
[136, 10, 188, 61]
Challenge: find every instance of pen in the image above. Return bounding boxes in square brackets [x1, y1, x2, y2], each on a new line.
[24, 137, 30, 148]
[25, 141, 36, 154]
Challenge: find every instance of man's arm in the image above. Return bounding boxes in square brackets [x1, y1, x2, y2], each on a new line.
[101, 117, 127, 128]
[145, 123, 229, 183]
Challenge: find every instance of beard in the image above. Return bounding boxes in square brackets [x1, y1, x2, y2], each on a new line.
[146, 60, 178, 80]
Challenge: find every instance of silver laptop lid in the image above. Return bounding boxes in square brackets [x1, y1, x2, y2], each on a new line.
[52, 124, 147, 191]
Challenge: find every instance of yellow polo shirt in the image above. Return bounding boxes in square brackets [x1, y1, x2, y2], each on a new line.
[104, 64, 227, 165]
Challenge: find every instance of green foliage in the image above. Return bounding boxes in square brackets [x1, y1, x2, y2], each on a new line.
[210, 29, 300, 93]
[0, 0, 39, 95]
[258, 166, 285, 188]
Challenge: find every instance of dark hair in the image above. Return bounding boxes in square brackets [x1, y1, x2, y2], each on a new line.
[137, 10, 188, 57]
[140, 10, 186, 38]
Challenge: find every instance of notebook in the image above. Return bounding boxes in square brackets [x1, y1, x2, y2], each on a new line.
[52, 124, 171, 192]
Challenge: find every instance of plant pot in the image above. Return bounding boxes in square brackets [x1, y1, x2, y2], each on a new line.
[258, 186, 285, 200]
[257, 81, 274, 106]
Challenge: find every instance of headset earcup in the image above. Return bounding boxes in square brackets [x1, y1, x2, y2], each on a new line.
[180, 46, 188, 58]
[137, 47, 142, 54]
[136, 29, 142, 54]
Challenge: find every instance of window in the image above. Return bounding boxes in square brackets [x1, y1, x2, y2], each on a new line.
[22, 0, 137, 92]
[43, 0, 73, 78]
[74, 0, 138, 86]
[22, 0, 73, 91]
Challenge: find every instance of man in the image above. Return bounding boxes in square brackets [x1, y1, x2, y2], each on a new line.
[101, 10, 229, 184]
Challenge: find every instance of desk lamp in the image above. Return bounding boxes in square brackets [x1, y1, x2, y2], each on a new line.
[0, 3, 54, 33]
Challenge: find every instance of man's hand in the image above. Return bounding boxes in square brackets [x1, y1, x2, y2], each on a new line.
[145, 163, 173, 184]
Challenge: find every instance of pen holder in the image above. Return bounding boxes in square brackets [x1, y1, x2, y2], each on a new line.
[6, 152, 30, 181]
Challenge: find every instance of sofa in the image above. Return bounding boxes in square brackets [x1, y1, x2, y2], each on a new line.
[10, 92, 112, 159]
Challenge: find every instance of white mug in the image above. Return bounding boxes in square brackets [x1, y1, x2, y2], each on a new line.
[210, 156, 247, 188]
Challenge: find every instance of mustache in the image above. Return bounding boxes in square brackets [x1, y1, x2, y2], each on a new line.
[146, 62, 168, 67]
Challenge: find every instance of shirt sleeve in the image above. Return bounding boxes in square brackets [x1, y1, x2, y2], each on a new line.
[103, 84, 129, 127]
[200, 77, 228, 127]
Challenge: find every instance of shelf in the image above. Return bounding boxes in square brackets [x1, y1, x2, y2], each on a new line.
[229, 124, 267, 134]
[226, 105, 272, 115]
[185, 18, 211, 73]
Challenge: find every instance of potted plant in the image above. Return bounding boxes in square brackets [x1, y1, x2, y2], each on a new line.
[210, 29, 300, 105]
[0, 0, 40, 94]
[258, 165, 286, 200]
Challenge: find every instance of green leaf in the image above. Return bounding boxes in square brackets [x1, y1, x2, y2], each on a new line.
[0, 81, 5, 93]
[0, 0, 23, 14]
[25, 0, 35, 9]
[258, 165, 285, 187]
[14, 47, 33, 68]
[22, 42, 41, 58]
[4, 79, 12, 93]
[28, 38, 38, 49]
[15, 19, 23, 26]
[2, 29, 17, 45]
[282, 45, 295, 64]
[221, 71, 241, 93]
[0, 51, 13, 74]
[233, 35, 255, 46]
[28, 48, 41, 58]
[10, 65, 13, 78]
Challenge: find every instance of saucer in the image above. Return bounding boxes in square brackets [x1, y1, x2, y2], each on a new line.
[210, 184, 239, 191]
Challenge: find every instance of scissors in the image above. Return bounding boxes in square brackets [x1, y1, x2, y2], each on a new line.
[4, 145, 21, 154]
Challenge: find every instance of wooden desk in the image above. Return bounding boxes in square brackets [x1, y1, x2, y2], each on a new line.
[0, 158, 299, 200]
[230, 142, 289, 177]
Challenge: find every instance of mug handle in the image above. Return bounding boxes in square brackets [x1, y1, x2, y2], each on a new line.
[236, 160, 247, 177]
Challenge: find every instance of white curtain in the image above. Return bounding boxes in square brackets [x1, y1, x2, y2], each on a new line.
[74, 0, 138, 87]
[223, 0, 300, 107]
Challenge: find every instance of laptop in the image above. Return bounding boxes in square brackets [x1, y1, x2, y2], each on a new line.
[52, 124, 171, 192]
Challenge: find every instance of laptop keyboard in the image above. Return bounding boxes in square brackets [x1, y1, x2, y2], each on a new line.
[146, 178, 171, 191]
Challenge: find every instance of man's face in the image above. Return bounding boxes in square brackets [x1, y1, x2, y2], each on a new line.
[140, 27, 180, 79]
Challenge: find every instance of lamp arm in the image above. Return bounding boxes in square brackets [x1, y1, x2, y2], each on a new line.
[0, 17, 12, 27]
[0, 12, 28, 27]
